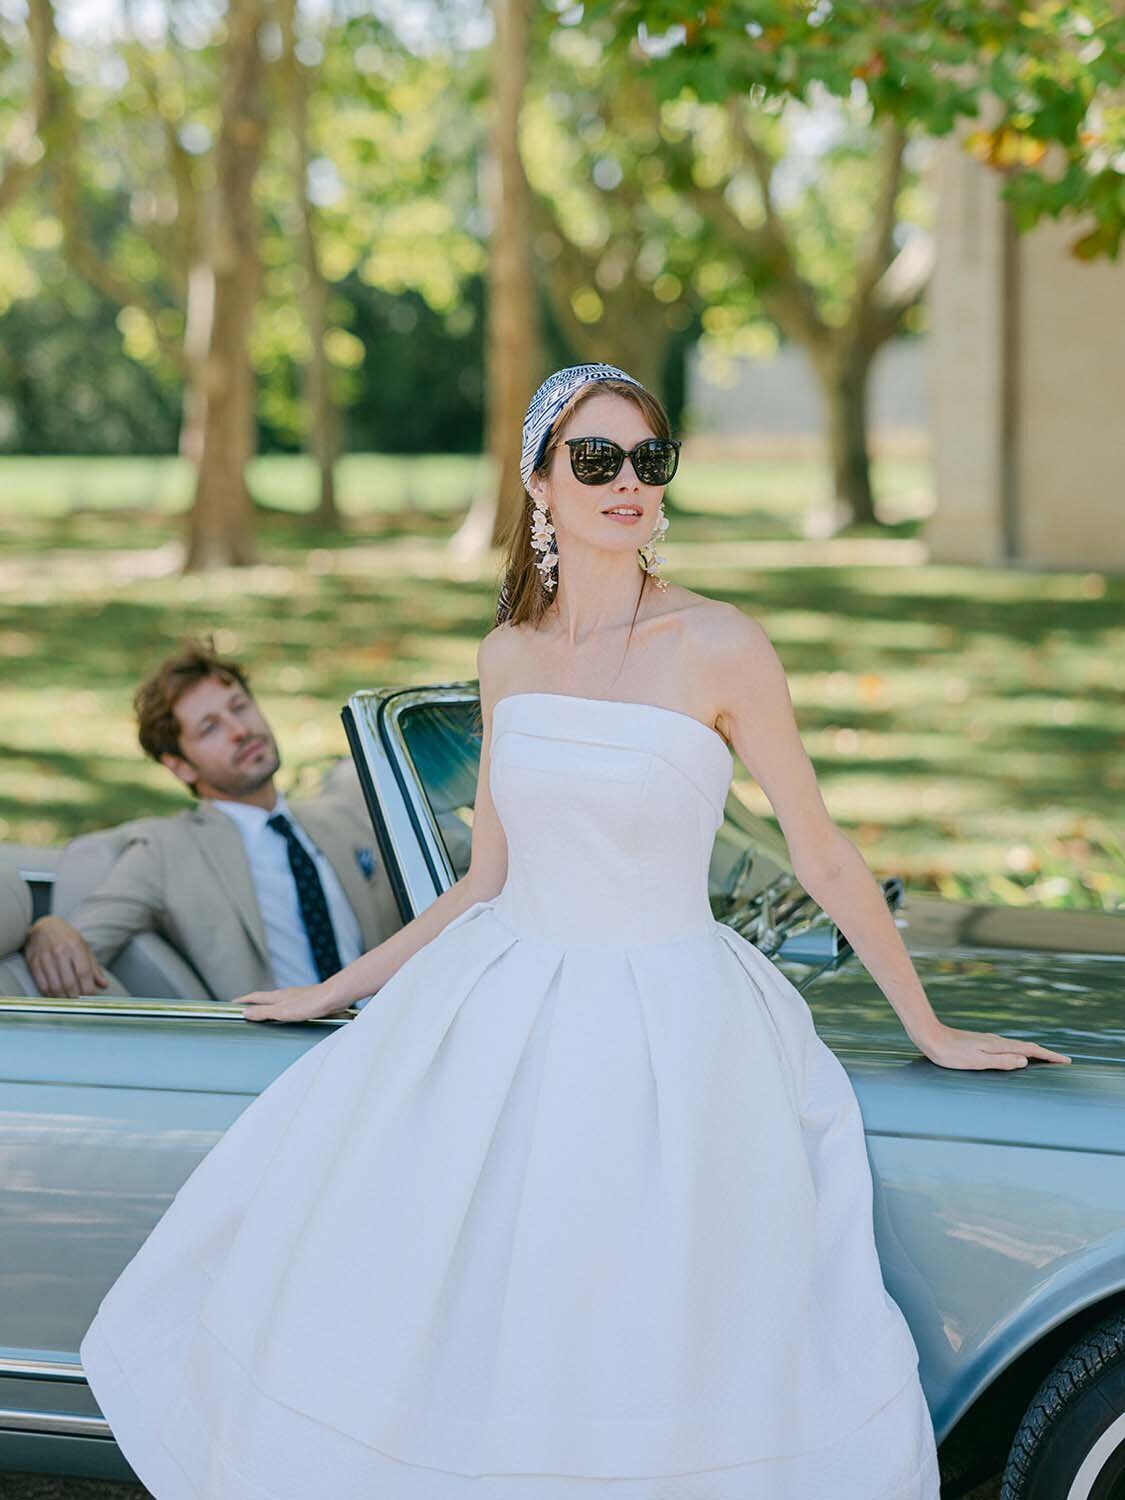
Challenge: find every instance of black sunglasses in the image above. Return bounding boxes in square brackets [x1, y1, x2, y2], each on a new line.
[563, 436, 681, 487]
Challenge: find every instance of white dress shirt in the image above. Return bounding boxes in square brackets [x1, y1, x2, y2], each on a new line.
[209, 790, 364, 989]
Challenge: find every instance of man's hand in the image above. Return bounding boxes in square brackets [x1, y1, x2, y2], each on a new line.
[235, 983, 347, 1023]
[24, 915, 110, 999]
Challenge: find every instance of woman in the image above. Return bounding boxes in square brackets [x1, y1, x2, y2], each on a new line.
[80, 363, 1070, 1499]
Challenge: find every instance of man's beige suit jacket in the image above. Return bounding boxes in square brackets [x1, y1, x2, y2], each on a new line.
[67, 798, 402, 1001]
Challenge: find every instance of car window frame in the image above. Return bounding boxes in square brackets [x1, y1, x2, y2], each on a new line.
[342, 685, 479, 922]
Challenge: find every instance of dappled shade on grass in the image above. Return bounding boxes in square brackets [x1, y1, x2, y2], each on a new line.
[0, 454, 1120, 912]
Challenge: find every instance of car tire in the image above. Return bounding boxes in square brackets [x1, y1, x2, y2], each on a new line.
[1001, 1308, 1125, 1500]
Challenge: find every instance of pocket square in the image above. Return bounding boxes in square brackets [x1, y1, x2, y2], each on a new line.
[354, 846, 377, 879]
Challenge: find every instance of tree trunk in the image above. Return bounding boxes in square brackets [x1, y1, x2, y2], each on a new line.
[183, 0, 267, 571]
[450, 0, 540, 562]
[811, 343, 880, 530]
[279, 0, 340, 530]
[308, 362, 341, 528]
[179, 245, 215, 467]
[685, 107, 916, 536]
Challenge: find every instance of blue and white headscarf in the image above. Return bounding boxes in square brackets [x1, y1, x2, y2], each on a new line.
[519, 362, 642, 494]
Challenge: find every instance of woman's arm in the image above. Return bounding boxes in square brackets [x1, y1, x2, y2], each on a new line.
[321, 875, 488, 1014]
[708, 604, 1070, 1071]
[237, 628, 513, 1023]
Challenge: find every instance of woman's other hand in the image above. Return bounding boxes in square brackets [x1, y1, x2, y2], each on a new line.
[915, 1022, 1071, 1070]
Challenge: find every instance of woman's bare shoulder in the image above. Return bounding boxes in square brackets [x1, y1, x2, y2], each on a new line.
[667, 587, 766, 654]
[476, 619, 532, 691]
[673, 592, 780, 706]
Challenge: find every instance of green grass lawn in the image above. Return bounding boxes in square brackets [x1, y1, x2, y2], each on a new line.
[1, 451, 1121, 913]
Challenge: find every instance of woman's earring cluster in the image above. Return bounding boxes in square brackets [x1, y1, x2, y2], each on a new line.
[530, 502, 559, 593]
[640, 504, 670, 591]
[528, 498, 670, 593]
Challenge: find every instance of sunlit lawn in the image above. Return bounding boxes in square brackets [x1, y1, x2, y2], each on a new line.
[1, 450, 1121, 913]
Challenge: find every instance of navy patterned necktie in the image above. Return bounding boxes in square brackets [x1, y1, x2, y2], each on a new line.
[266, 813, 343, 982]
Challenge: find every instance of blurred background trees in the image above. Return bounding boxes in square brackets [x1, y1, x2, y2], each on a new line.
[2, 0, 1122, 909]
[1, 0, 1122, 566]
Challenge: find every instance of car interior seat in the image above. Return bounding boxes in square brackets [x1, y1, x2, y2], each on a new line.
[0, 859, 131, 999]
[0, 862, 37, 996]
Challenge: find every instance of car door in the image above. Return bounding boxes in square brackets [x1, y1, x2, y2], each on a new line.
[0, 978, 352, 1462]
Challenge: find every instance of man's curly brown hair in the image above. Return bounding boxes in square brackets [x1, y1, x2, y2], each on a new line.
[134, 637, 253, 778]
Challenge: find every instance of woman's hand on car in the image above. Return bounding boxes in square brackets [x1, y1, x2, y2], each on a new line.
[235, 983, 347, 1023]
[913, 1022, 1071, 1070]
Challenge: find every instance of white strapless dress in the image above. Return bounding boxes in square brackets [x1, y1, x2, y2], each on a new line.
[79, 691, 941, 1499]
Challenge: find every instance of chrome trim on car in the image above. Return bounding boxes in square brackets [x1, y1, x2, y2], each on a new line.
[379, 685, 478, 892]
[0, 1357, 113, 1438]
[0, 995, 349, 1023]
[342, 690, 431, 920]
[0, 1407, 111, 1438]
[344, 684, 479, 919]
[0, 1354, 86, 1383]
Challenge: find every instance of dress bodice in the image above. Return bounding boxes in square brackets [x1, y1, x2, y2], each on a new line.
[488, 692, 734, 948]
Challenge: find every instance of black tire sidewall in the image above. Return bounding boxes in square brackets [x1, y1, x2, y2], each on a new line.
[1016, 1354, 1125, 1500]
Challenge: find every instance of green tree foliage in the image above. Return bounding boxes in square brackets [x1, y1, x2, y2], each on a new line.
[523, 15, 702, 400]
[523, 7, 930, 525]
[0, 4, 496, 459]
[254, 12, 488, 444]
[0, 275, 181, 453]
[585, 0, 1125, 258]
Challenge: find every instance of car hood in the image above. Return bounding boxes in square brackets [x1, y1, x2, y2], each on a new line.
[803, 891, 1125, 1065]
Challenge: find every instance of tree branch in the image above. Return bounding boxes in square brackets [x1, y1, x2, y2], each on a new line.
[529, 190, 607, 355]
[868, 229, 934, 343]
[32, 0, 184, 370]
[0, 0, 55, 213]
[850, 117, 908, 332]
[124, 39, 200, 293]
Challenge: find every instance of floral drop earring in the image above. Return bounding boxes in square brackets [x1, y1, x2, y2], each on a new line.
[530, 497, 559, 593]
[639, 501, 670, 591]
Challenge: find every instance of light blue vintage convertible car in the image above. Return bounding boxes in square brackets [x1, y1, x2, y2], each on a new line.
[1, 683, 1123, 1498]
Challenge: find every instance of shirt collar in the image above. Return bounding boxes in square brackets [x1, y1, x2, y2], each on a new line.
[209, 788, 293, 840]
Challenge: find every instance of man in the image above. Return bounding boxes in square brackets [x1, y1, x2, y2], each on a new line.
[24, 639, 400, 1006]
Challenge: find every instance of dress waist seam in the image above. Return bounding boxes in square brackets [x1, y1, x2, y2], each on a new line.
[484, 897, 723, 953]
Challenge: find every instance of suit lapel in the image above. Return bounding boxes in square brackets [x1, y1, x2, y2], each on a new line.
[186, 804, 271, 969]
[290, 801, 381, 951]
